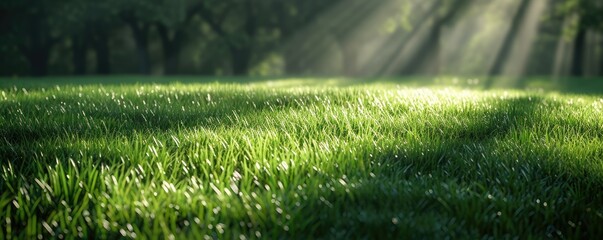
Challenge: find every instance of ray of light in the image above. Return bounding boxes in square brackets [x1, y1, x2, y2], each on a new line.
[281, 0, 394, 75]
[376, 0, 442, 76]
[500, 0, 548, 78]
[484, 0, 551, 88]
[439, 0, 515, 76]
[486, 0, 531, 79]
[552, 17, 574, 81]
[279, 0, 552, 82]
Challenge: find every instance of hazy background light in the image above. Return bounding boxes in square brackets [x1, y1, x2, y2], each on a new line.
[1, 0, 602, 83]
[487, 0, 549, 88]
[552, 16, 576, 80]
[280, 0, 553, 83]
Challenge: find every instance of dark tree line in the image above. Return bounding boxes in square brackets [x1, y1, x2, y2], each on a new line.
[0, 0, 602, 77]
[1, 0, 339, 76]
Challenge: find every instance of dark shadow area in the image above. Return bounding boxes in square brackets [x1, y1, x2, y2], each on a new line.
[372, 96, 544, 179]
[554, 77, 603, 95]
[297, 96, 603, 237]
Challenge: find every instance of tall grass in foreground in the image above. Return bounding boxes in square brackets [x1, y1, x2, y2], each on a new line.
[1, 80, 603, 238]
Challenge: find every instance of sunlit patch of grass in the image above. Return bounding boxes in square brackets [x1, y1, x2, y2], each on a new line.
[1, 78, 603, 238]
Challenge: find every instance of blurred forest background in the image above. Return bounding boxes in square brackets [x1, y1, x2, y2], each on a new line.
[1, 0, 602, 78]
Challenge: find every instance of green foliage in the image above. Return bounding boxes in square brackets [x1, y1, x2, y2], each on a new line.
[554, 0, 603, 38]
[1, 77, 603, 238]
[1, 0, 602, 76]
[382, 1, 414, 34]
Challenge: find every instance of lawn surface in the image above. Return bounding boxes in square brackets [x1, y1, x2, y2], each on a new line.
[1, 77, 603, 238]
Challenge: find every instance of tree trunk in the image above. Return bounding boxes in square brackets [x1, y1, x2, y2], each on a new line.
[230, 46, 251, 75]
[72, 34, 87, 75]
[136, 42, 150, 75]
[21, 16, 54, 77]
[235, 0, 256, 76]
[157, 24, 183, 75]
[163, 43, 180, 75]
[571, 27, 586, 76]
[127, 21, 151, 75]
[198, 0, 256, 75]
[28, 48, 50, 76]
[600, 39, 603, 76]
[94, 30, 111, 75]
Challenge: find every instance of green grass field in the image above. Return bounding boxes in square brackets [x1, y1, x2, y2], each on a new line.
[1, 77, 603, 238]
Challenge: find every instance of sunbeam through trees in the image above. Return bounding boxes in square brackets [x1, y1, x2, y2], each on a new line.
[1, 0, 602, 79]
